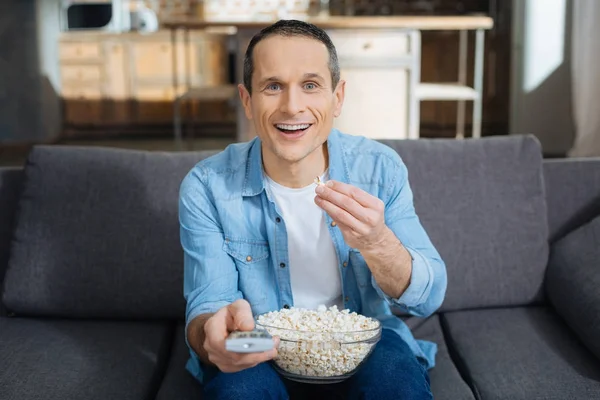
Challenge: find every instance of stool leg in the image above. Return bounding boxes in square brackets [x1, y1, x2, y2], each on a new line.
[174, 96, 183, 151]
[186, 99, 193, 150]
[457, 30, 468, 139]
[473, 29, 485, 138]
[408, 30, 421, 140]
[190, 99, 197, 150]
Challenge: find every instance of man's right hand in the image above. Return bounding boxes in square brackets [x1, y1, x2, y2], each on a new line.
[202, 299, 279, 373]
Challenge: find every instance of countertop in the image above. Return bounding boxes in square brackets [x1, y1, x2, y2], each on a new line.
[161, 15, 494, 31]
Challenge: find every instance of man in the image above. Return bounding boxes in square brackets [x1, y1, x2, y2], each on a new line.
[179, 19, 447, 399]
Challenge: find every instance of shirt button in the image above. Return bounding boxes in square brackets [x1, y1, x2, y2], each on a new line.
[283, 304, 290, 309]
[345, 296, 350, 302]
[279, 262, 286, 268]
[343, 262, 348, 268]
[246, 255, 252, 262]
[330, 221, 337, 227]
[275, 217, 281, 223]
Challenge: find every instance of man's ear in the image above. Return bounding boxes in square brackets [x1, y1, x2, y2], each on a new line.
[238, 84, 253, 120]
[333, 80, 346, 118]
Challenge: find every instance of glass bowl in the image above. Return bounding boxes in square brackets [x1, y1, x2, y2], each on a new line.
[255, 315, 382, 384]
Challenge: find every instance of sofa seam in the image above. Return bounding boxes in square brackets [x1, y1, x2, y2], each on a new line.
[146, 321, 177, 400]
[439, 313, 482, 400]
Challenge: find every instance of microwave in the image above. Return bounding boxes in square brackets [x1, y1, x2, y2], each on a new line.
[60, 0, 130, 32]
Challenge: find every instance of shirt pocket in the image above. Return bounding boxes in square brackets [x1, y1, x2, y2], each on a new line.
[223, 237, 270, 265]
[223, 237, 271, 306]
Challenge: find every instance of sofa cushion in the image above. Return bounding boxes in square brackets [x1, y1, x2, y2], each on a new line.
[156, 323, 204, 400]
[2, 145, 218, 319]
[441, 307, 600, 400]
[543, 158, 600, 242]
[546, 213, 600, 360]
[407, 315, 475, 400]
[156, 317, 474, 400]
[379, 135, 549, 311]
[0, 317, 173, 400]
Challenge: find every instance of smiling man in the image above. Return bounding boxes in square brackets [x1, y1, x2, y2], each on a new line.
[179, 19, 447, 399]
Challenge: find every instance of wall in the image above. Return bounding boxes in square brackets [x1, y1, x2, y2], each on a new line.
[36, 0, 62, 144]
[510, 0, 575, 156]
[0, 0, 61, 144]
[37, 0, 61, 93]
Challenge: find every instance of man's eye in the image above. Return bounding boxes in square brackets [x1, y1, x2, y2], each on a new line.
[267, 83, 280, 91]
[305, 83, 317, 90]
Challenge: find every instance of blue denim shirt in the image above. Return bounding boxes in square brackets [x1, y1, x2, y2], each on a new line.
[179, 128, 447, 383]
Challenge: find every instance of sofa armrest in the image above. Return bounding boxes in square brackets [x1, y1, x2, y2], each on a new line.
[543, 158, 600, 242]
[546, 213, 600, 361]
[0, 167, 23, 316]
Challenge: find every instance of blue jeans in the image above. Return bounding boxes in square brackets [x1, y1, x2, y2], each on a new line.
[202, 329, 433, 400]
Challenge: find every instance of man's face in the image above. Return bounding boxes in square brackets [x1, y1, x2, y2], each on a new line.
[239, 35, 345, 165]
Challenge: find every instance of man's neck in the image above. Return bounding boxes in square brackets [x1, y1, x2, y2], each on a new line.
[263, 144, 328, 189]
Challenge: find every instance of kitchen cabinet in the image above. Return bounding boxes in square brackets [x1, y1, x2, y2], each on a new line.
[59, 30, 231, 136]
[336, 67, 409, 139]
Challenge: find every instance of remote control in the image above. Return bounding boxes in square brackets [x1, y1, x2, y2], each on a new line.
[225, 329, 274, 353]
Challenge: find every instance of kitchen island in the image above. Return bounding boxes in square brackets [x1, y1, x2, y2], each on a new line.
[163, 15, 493, 143]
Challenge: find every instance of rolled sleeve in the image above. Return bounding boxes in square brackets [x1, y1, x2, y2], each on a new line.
[186, 299, 238, 326]
[371, 247, 434, 311]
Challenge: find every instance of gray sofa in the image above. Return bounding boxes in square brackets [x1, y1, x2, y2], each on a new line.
[1, 134, 599, 400]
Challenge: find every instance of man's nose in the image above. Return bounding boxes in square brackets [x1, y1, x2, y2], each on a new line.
[279, 87, 304, 115]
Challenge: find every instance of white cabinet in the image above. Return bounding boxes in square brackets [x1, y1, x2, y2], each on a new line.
[335, 67, 409, 140]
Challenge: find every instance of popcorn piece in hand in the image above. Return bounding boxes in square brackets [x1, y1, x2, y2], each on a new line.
[314, 176, 325, 186]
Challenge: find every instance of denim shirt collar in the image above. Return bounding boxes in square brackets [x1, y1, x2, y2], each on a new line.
[242, 137, 265, 197]
[242, 128, 349, 197]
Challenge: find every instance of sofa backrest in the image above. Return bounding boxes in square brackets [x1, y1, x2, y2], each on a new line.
[2, 135, 550, 319]
[543, 158, 600, 243]
[380, 135, 549, 312]
[0, 167, 23, 317]
[2, 145, 218, 320]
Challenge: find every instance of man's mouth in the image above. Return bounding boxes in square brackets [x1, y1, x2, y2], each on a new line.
[275, 123, 312, 134]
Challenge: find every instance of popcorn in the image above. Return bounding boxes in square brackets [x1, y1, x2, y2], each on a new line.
[314, 176, 325, 186]
[256, 305, 380, 377]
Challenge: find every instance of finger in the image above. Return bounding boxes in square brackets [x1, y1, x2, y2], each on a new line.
[229, 344, 279, 367]
[203, 311, 230, 362]
[226, 335, 279, 362]
[228, 299, 255, 331]
[315, 196, 369, 235]
[206, 306, 232, 343]
[322, 180, 379, 209]
[316, 185, 370, 223]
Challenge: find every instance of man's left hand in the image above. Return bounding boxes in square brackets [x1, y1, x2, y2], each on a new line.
[314, 180, 388, 251]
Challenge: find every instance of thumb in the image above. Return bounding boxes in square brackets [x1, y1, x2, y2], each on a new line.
[227, 299, 255, 332]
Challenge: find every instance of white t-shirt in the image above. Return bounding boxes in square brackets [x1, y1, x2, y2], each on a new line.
[265, 171, 343, 310]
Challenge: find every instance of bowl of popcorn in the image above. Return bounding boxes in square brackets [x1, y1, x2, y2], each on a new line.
[255, 305, 382, 384]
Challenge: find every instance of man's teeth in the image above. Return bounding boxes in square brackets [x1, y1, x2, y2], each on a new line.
[276, 124, 310, 131]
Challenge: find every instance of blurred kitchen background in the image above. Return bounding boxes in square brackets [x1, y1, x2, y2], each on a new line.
[1, 0, 597, 165]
